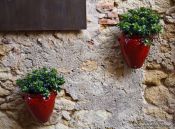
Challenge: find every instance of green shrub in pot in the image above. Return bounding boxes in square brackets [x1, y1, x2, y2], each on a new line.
[117, 7, 162, 68]
[118, 7, 162, 45]
[16, 67, 65, 123]
[16, 67, 65, 98]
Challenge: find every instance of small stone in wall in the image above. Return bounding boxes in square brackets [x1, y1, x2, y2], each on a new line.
[165, 6, 175, 23]
[164, 53, 171, 58]
[144, 107, 173, 120]
[1, 80, 15, 91]
[0, 45, 11, 57]
[160, 44, 171, 53]
[44, 112, 62, 126]
[57, 68, 71, 74]
[107, 12, 119, 19]
[99, 18, 119, 25]
[0, 72, 13, 81]
[164, 24, 175, 33]
[62, 111, 71, 121]
[164, 16, 175, 24]
[171, 13, 175, 19]
[105, 61, 124, 76]
[57, 90, 66, 98]
[81, 60, 98, 72]
[168, 97, 175, 111]
[98, 13, 106, 19]
[144, 86, 172, 107]
[31, 125, 55, 129]
[0, 98, 5, 104]
[71, 110, 111, 128]
[0, 99, 23, 110]
[1, 39, 14, 44]
[152, 0, 172, 13]
[143, 70, 168, 86]
[0, 67, 10, 72]
[0, 87, 10, 97]
[164, 74, 175, 87]
[55, 123, 70, 129]
[0, 112, 23, 129]
[96, 2, 114, 13]
[113, 7, 126, 15]
[166, 6, 175, 15]
[146, 62, 161, 70]
[55, 98, 75, 111]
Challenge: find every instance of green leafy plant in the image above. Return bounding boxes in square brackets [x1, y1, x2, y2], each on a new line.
[118, 7, 162, 45]
[16, 67, 65, 98]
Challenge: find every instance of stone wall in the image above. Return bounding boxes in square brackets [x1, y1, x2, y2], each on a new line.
[0, 0, 174, 129]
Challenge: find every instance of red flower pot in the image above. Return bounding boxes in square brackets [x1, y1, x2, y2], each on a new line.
[118, 34, 150, 69]
[23, 92, 57, 123]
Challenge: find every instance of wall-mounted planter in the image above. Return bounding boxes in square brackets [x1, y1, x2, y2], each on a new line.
[118, 34, 150, 69]
[117, 7, 162, 69]
[23, 92, 57, 123]
[0, 0, 86, 31]
[16, 68, 65, 123]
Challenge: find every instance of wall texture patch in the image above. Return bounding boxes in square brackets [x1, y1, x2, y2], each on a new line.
[0, 0, 174, 129]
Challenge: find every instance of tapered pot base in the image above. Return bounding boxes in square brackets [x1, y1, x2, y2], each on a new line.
[118, 34, 150, 69]
[23, 92, 57, 123]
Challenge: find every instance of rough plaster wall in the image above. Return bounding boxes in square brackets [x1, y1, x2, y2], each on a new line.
[0, 0, 174, 129]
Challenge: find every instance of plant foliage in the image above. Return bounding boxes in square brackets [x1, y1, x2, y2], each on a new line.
[16, 67, 65, 98]
[118, 7, 162, 45]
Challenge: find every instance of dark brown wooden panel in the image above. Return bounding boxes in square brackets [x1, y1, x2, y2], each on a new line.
[0, 0, 86, 31]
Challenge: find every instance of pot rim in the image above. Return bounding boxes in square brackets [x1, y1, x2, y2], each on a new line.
[120, 33, 157, 40]
[22, 91, 57, 99]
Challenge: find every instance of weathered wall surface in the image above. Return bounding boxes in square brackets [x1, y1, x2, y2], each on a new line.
[0, 0, 174, 129]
